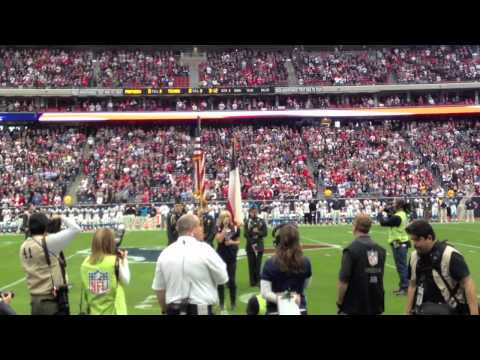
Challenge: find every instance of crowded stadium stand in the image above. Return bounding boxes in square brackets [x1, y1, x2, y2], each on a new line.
[0, 45, 479, 212]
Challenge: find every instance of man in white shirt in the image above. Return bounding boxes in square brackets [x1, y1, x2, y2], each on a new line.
[152, 214, 228, 315]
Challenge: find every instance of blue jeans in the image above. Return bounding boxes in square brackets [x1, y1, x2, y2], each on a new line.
[391, 242, 409, 290]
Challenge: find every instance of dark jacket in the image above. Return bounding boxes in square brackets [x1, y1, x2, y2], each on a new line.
[339, 235, 386, 315]
[0, 301, 16, 315]
[244, 216, 267, 252]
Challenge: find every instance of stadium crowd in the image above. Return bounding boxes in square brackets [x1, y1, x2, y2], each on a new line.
[0, 127, 85, 209]
[0, 46, 479, 89]
[291, 46, 480, 86]
[0, 48, 188, 88]
[198, 49, 289, 87]
[406, 120, 480, 196]
[302, 121, 436, 198]
[0, 91, 476, 114]
[0, 120, 477, 208]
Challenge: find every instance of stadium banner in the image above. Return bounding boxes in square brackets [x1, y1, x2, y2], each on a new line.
[123, 86, 275, 96]
[0, 112, 39, 122]
[38, 105, 480, 123]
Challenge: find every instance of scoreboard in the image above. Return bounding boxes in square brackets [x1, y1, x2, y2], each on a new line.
[123, 87, 275, 96]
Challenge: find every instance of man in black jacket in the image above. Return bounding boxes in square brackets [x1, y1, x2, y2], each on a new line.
[337, 214, 386, 315]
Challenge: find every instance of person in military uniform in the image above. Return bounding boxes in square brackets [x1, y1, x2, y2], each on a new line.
[167, 202, 186, 245]
[337, 214, 386, 315]
[20, 204, 35, 238]
[465, 198, 475, 223]
[405, 219, 478, 315]
[196, 203, 216, 247]
[245, 206, 267, 287]
[379, 198, 410, 296]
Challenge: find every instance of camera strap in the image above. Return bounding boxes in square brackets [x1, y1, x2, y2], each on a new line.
[35, 236, 68, 288]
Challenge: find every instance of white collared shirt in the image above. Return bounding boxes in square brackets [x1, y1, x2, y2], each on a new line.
[152, 235, 228, 305]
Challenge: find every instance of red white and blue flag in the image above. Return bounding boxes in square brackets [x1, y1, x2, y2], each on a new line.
[192, 116, 205, 202]
[227, 138, 243, 226]
[88, 270, 109, 295]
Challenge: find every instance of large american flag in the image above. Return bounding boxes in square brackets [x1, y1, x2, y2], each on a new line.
[192, 117, 205, 202]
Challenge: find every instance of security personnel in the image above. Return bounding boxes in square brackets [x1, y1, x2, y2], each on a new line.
[337, 214, 386, 315]
[405, 219, 478, 315]
[379, 199, 410, 295]
[245, 206, 267, 287]
[166, 201, 186, 245]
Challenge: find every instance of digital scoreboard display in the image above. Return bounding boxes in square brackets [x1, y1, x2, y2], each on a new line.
[123, 87, 275, 96]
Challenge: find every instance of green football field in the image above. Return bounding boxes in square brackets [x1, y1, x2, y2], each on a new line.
[1, 222, 480, 315]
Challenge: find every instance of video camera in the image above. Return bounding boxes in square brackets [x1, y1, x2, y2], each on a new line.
[115, 224, 126, 250]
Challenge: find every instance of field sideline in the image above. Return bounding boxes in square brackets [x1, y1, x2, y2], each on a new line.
[1, 222, 479, 315]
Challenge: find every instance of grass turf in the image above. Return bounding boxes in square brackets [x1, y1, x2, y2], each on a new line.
[1, 222, 479, 315]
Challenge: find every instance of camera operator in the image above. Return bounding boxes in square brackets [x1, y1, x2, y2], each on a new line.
[0, 291, 16, 315]
[80, 228, 130, 315]
[19, 212, 81, 315]
[245, 206, 267, 287]
[379, 199, 410, 296]
[405, 220, 478, 315]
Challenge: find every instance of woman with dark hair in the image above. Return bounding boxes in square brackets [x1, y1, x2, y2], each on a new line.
[260, 224, 312, 315]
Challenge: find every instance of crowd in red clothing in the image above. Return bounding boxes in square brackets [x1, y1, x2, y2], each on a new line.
[198, 49, 289, 87]
[291, 46, 480, 86]
[0, 127, 85, 208]
[406, 120, 480, 196]
[302, 121, 436, 197]
[0, 48, 188, 88]
[0, 91, 476, 114]
[0, 120, 478, 208]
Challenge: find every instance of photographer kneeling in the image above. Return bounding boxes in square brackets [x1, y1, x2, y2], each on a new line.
[80, 229, 130, 315]
[20, 213, 81, 315]
[0, 291, 16, 315]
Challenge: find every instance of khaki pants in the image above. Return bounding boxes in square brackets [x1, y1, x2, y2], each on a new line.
[31, 295, 59, 315]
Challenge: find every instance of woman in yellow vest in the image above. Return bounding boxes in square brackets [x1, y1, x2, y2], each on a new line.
[80, 229, 130, 315]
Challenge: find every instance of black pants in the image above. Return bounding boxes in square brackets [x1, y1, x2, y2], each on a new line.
[218, 257, 237, 309]
[304, 213, 311, 224]
[246, 245, 263, 286]
[166, 304, 214, 315]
